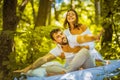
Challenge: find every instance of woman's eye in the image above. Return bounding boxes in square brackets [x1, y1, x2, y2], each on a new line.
[67, 14, 70, 16]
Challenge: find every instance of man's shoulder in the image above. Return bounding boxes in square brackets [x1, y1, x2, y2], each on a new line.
[50, 44, 62, 52]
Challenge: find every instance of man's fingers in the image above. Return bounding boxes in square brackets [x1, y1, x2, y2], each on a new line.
[13, 70, 23, 73]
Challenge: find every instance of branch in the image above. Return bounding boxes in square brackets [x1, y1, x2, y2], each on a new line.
[20, 17, 31, 24]
[30, 0, 36, 24]
[19, 0, 29, 12]
[21, 0, 29, 7]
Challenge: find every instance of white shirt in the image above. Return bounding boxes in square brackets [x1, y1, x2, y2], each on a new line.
[50, 43, 75, 64]
[64, 28, 103, 61]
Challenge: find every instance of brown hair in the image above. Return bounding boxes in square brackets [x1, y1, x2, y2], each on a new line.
[63, 9, 82, 29]
[50, 28, 61, 40]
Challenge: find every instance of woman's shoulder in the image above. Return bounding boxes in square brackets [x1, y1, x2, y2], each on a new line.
[64, 28, 71, 36]
[79, 24, 87, 31]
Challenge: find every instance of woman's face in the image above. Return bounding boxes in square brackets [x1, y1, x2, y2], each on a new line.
[67, 11, 76, 23]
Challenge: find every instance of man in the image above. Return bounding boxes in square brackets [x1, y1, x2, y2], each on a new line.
[14, 28, 102, 75]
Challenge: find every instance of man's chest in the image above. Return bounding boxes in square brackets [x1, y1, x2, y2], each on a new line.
[61, 45, 81, 53]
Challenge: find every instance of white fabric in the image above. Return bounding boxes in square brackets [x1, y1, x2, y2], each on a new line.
[67, 35, 79, 48]
[65, 48, 94, 72]
[21, 62, 64, 77]
[64, 28, 95, 50]
[49, 45, 62, 57]
[50, 44, 75, 66]
[50, 28, 103, 68]
[42, 62, 65, 74]
[64, 28, 103, 61]
[21, 67, 47, 77]
[24, 60, 120, 80]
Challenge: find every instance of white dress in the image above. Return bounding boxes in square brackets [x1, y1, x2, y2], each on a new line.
[64, 28, 103, 61]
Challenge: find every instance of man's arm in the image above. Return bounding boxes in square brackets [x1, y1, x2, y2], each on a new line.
[14, 53, 56, 73]
[32, 53, 56, 69]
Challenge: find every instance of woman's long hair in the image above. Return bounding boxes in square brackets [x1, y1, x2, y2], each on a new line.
[63, 9, 82, 29]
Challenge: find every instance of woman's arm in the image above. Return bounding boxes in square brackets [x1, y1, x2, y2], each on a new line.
[76, 34, 98, 43]
[76, 30, 104, 43]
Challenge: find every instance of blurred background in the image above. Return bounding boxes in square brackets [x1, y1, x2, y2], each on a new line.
[0, 0, 120, 79]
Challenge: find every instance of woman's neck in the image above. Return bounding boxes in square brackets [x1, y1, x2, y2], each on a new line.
[69, 23, 74, 30]
[61, 44, 69, 48]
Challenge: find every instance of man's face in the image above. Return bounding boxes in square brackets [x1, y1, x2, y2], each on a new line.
[53, 31, 68, 45]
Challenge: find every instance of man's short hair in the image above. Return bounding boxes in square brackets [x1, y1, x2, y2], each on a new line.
[50, 28, 61, 40]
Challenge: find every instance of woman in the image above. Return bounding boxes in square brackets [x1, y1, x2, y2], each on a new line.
[63, 9, 103, 66]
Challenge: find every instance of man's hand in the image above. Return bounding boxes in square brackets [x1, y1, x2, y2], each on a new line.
[13, 69, 26, 73]
[59, 52, 65, 59]
[13, 65, 31, 73]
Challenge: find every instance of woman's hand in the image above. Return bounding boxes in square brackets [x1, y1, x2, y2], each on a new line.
[97, 29, 105, 40]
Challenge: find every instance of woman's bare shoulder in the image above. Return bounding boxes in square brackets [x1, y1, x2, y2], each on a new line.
[80, 24, 87, 31]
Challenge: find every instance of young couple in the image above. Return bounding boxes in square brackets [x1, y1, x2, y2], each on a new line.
[14, 9, 104, 76]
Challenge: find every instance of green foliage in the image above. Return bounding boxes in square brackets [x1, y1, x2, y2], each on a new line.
[0, 0, 119, 79]
[14, 25, 62, 69]
[99, 0, 120, 61]
[7, 0, 119, 71]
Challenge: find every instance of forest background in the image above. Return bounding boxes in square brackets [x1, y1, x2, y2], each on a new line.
[0, 0, 120, 80]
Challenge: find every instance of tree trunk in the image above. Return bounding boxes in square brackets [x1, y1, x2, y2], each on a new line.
[47, 1, 52, 25]
[0, 0, 28, 79]
[0, 0, 17, 79]
[99, 0, 119, 59]
[30, 0, 36, 25]
[35, 0, 51, 27]
[94, 0, 100, 25]
[100, 0, 114, 49]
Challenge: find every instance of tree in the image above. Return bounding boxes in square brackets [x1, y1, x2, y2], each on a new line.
[0, 0, 28, 79]
[35, 0, 52, 27]
[100, 0, 120, 60]
[94, 0, 100, 25]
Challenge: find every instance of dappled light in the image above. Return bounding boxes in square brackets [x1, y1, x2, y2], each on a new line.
[0, 0, 120, 80]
